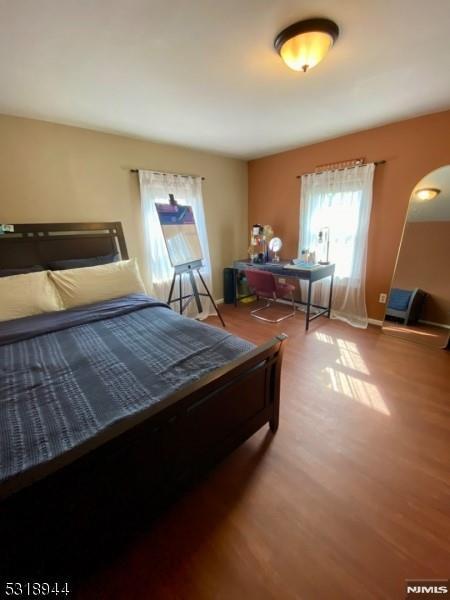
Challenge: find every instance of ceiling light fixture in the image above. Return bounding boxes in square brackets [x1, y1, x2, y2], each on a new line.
[415, 188, 440, 201]
[274, 18, 339, 72]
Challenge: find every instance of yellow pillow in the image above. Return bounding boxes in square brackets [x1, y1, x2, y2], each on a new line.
[49, 258, 147, 309]
[0, 271, 62, 322]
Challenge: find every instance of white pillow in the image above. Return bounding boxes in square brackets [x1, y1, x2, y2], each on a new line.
[49, 258, 147, 309]
[0, 271, 62, 322]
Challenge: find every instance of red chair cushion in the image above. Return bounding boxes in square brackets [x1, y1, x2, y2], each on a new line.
[245, 269, 277, 297]
[276, 282, 295, 298]
[246, 269, 295, 301]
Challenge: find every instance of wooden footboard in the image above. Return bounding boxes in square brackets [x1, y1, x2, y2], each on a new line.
[0, 334, 286, 574]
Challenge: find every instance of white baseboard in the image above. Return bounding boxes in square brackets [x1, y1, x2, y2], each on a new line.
[368, 318, 383, 327]
[215, 298, 224, 305]
[419, 319, 450, 329]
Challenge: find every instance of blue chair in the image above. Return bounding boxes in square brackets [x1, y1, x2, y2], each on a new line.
[385, 288, 427, 325]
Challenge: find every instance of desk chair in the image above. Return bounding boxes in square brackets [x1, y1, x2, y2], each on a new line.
[245, 269, 296, 323]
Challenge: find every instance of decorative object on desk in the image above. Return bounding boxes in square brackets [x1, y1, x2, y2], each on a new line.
[263, 224, 274, 262]
[250, 223, 270, 264]
[300, 248, 314, 263]
[263, 224, 274, 239]
[249, 224, 262, 261]
[317, 227, 330, 264]
[269, 237, 282, 262]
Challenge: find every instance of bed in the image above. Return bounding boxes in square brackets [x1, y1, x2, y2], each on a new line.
[0, 222, 286, 573]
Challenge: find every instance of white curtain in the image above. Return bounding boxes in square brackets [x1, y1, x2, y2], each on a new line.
[139, 170, 215, 319]
[299, 164, 375, 328]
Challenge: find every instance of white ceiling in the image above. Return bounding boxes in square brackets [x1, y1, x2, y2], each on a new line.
[408, 165, 450, 222]
[0, 0, 449, 159]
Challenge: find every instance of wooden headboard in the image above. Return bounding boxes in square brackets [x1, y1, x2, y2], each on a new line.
[0, 222, 128, 269]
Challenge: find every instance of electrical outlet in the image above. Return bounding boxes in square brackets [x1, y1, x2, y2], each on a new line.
[278, 278, 286, 284]
[379, 293, 387, 304]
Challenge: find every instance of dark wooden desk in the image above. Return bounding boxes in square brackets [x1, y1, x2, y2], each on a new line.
[233, 260, 335, 331]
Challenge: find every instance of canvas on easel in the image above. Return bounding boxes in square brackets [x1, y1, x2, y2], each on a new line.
[155, 200, 225, 327]
[155, 202, 203, 267]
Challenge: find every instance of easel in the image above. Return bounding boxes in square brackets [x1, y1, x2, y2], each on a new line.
[167, 259, 226, 327]
[158, 194, 225, 327]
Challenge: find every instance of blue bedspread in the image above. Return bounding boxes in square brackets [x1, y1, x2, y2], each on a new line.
[0, 295, 254, 488]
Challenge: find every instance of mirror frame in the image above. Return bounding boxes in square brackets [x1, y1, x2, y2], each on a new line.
[382, 164, 450, 349]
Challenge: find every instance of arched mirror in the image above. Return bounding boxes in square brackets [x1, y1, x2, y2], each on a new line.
[382, 165, 450, 349]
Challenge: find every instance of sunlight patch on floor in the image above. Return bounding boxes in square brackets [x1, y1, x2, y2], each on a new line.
[315, 332, 334, 344]
[384, 325, 438, 337]
[324, 367, 390, 415]
[336, 338, 359, 353]
[315, 332, 389, 414]
[335, 346, 370, 375]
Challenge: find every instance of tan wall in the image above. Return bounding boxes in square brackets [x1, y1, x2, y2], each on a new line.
[0, 114, 248, 299]
[393, 221, 450, 325]
[248, 110, 450, 321]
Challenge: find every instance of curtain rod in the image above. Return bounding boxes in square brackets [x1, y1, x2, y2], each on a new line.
[295, 160, 386, 179]
[130, 168, 205, 181]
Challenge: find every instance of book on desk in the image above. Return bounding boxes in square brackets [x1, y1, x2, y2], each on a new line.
[283, 262, 322, 271]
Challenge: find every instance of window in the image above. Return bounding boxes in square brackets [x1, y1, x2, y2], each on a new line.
[307, 189, 362, 279]
[299, 164, 374, 327]
[138, 171, 214, 319]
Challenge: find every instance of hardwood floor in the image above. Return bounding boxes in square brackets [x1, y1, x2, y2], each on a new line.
[79, 304, 450, 600]
[383, 320, 449, 349]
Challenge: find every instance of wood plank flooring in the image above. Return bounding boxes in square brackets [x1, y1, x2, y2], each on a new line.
[383, 320, 449, 349]
[80, 303, 450, 599]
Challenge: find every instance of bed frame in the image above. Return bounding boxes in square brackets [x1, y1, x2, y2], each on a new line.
[0, 222, 286, 574]
[0, 221, 128, 267]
